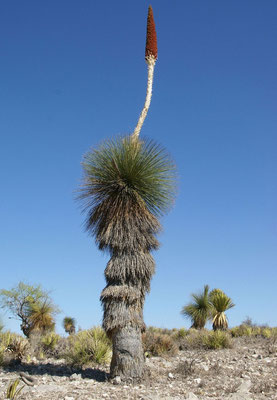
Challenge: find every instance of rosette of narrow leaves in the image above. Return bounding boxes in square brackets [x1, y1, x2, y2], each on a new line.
[79, 135, 176, 253]
[27, 299, 57, 333]
[181, 285, 212, 329]
[209, 289, 235, 331]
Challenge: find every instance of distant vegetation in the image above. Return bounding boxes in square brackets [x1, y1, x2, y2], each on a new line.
[0, 282, 59, 337]
[0, 324, 276, 369]
[0, 281, 276, 370]
[181, 285, 234, 330]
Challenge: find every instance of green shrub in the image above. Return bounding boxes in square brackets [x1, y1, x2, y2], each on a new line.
[230, 325, 252, 337]
[7, 335, 29, 360]
[178, 328, 232, 350]
[0, 332, 29, 364]
[142, 331, 178, 357]
[202, 330, 232, 349]
[261, 327, 272, 339]
[173, 328, 189, 339]
[179, 328, 207, 350]
[41, 332, 60, 354]
[229, 325, 277, 338]
[65, 327, 112, 366]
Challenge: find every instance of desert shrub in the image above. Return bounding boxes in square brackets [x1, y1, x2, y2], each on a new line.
[172, 328, 189, 340]
[7, 334, 29, 360]
[41, 332, 60, 355]
[142, 331, 178, 357]
[178, 328, 207, 350]
[64, 326, 112, 366]
[178, 328, 232, 350]
[202, 330, 232, 349]
[261, 327, 272, 339]
[175, 359, 196, 377]
[230, 325, 277, 339]
[230, 325, 253, 337]
[271, 327, 277, 338]
[28, 331, 60, 358]
[0, 332, 29, 363]
[251, 327, 262, 336]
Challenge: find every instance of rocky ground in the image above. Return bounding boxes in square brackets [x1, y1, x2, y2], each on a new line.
[1, 336, 276, 400]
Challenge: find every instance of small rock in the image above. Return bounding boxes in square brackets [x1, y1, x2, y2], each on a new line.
[168, 372, 174, 379]
[69, 373, 81, 381]
[237, 380, 251, 393]
[64, 397, 75, 400]
[112, 376, 121, 385]
[193, 378, 201, 384]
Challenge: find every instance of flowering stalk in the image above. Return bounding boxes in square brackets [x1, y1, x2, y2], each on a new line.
[132, 6, 158, 140]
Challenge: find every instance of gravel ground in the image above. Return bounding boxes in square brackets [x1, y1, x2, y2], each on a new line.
[1, 336, 276, 400]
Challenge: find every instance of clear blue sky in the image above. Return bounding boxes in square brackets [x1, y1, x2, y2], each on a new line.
[1, 0, 276, 335]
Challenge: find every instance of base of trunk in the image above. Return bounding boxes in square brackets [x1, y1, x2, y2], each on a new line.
[110, 324, 144, 379]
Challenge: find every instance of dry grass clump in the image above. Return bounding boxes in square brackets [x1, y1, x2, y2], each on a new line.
[64, 326, 112, 367]
[175, 359, 196, 377]
[28, 331, 62, 359]
[40, 332, 61, 356]
[202, 330, 232, 349]
[0, 332, 29, 364]
[230, 325, 277, 339]
[142, 330, 178, 357]
[6, 378, 24, 399]
[177, 329, 232, 350]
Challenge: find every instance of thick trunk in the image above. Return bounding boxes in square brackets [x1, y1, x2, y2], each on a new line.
[110, 324, 144, 379]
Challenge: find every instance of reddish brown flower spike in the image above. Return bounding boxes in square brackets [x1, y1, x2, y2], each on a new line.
[145, 6, 158, 60]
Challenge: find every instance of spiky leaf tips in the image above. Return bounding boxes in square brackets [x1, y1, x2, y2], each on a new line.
[145, 6, 158, 61]
[79, 136, 176, 253]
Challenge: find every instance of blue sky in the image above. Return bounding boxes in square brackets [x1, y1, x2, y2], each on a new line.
[0, 0, 276, 335]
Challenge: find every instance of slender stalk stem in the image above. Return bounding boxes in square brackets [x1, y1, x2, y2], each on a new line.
[132, 56, 156, 140]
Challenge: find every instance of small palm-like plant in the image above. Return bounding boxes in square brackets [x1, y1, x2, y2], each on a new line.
[181, 285, 212, 329]
[28, 299, 57, 333]
[63, 317, 76, 335]
[209, 289, 234, 331]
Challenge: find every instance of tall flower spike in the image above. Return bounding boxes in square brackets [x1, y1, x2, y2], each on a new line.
[132, 6, 158, 140]
[145, 6, 158, 61]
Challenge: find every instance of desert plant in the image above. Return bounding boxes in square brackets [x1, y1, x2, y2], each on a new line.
[181, 285, 212, 329]
[65, 327, 112, 366]
[6, 334, 29, 361]
[41, 332, 60, 354]
[202, 330, 232, 349]
[78, 6, 176, 380]
[6, 379, 24, 399]
[0, 282, 59, 337]
[209, 289, 234, 330]
[63, 316, 76, 335]
[181, 329, 208, 349]
[142, 331, 178, 357]
[27, 299, 56, 333]
[261, 327, 272, 339]
[175, 359, 196, 377]
[175, 328, 189, 339]
[232, 325, 251, 337]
